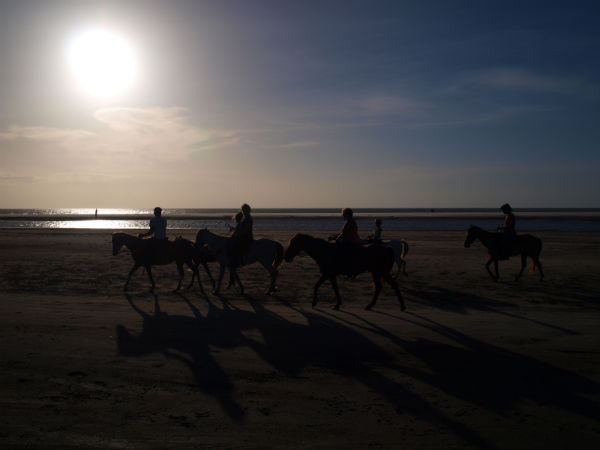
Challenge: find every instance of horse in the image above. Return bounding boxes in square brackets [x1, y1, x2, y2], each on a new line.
[284, 233, 405, 311]
[111, 233, 205, 292]
[463, 225, 544, 281]
[194, 229, 284, 295]
[382, 239, 409, 277]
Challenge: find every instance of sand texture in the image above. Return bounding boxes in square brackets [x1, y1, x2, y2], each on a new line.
[0, 229, 599, 449]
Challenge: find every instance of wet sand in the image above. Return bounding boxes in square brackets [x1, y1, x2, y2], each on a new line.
[0, 229, 599, 449]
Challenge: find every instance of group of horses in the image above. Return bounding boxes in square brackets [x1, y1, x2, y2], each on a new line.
[111, 225, 543, 311]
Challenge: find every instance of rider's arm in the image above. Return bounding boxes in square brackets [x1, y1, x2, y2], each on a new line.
[138, 222, 155, 238]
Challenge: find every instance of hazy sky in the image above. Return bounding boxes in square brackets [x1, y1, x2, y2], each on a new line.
[1, 0, 599, 208]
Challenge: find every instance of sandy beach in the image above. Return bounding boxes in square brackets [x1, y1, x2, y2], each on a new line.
[0, 228, 599, 449]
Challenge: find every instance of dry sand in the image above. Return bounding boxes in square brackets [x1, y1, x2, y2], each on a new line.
[0, 228, 598, 449]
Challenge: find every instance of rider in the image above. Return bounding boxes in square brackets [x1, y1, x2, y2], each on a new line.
[498, 203, 516, 259]
[329, 208, 361, 244]
[229, 211, 243, 234]
[139, 207, 168, 240]
[229, 203, 254, 267]
[368, 218, 383, 244]
[138, 207, 168, 256]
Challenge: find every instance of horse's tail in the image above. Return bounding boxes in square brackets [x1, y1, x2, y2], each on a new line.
[528, 237, 542, 274]
[400, 240, 409, 258]
[273, 241, 284, 270]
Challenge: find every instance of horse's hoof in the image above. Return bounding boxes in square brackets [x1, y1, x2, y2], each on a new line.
[333, 305, 340, 310]
[400, 304, 406, 311]
[365, 305, 372, 311]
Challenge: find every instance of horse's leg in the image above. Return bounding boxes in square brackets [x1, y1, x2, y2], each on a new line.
[312, 274, 328, 308]
[174, 262, 184, 292]
[392, 252, 401, 279]
[145, 265, 155, 291]
[186, 259, 204, 294]
[202, 262, 216, 290]
[186, 262, 197, 289]
[365, 273, 383, 310]
[227, 270, 235, 289]
[124, 263, 140, 291]
[262, 261, 278, 295]
[485, 257, 498, 281]
[535, 258, 544, 280]
[330, 276, 343, 310]
[230, 268, 244, 295]
[383, 271, 406, 311]
[515, 253, 527, 281]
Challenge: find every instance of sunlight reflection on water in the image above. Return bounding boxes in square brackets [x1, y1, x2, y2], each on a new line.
[46, 220, 147, 229]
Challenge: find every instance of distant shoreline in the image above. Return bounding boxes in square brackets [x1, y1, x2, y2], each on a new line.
[2, 211, 600, 221]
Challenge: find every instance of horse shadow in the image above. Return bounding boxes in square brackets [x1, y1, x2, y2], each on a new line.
[116, 294, 246, 420]
[331, 308, 599, 422]
[405, 286, 579, 335]
[115, 295, 599, 448]
[116, 294, 497, 447]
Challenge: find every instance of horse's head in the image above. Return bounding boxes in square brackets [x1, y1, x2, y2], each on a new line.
[464, 225, 478, 248]
[112, 232, 123, 256]
[284, 233, 309, 262]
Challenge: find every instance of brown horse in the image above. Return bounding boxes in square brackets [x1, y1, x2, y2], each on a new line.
[284, 233, 405, 310]
[111, 233, 205, 292]
[464, 225, 544, 281]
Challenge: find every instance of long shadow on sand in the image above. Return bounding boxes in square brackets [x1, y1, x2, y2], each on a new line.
[406, 286, 579, 335]
[116, 294, 599, 448]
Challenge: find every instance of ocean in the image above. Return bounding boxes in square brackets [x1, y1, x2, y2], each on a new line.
[1, 208, 599, 232]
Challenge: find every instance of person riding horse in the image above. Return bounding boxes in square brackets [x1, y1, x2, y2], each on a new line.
[329, 208, 360, 244]
[498, 203, 516, 259]
[228, 203, 254, 267]
[138, 207, 169, 252]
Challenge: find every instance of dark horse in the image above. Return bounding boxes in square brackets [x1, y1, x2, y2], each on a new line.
[284, 233, 405, 310]
[464, 225, 544, 281]
[112, 233, 206, 292]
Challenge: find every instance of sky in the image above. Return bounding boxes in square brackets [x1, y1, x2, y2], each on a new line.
[0, 0, 599, 209]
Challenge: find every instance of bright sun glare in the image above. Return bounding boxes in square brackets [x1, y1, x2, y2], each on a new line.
[67, 28, 136, 98]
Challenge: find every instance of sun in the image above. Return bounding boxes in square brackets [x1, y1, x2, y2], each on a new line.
[67, 28, 136, 98]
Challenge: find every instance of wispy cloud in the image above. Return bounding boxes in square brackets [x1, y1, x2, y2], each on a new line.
[0, 107, 244, 184]
[456, 68, 587, 94]
[0, 125, 95, 142]
[280, 140, 319, 149]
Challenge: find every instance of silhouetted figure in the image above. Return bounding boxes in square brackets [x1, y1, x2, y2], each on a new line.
[284, 233, 405, 310]
[464, 225, 544, 281]
[229, 211, 243, 234]
[498, 203, 516, 259]
[329, 208, 360, 244]
[94, 208, 98, 218]
[139, 207, 167, 240]
[228, 203, 253, 267]
[112, 233, 204, 292]
[139, 206, 168, 254]
[368, 218, 383, 244]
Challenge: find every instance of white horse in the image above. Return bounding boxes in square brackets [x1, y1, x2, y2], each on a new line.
[194, 229, 284, 295]
[382, 240, 409, 278]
